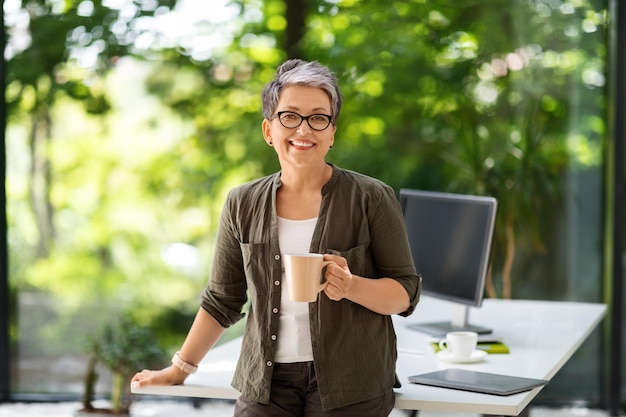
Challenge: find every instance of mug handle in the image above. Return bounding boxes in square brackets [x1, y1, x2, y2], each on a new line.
[438, 339, 449, 351]
[318, 260, 333, 293]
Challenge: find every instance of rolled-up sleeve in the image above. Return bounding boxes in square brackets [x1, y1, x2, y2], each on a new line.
[201, 192, 248, 328]
[369, 183, 421, 316]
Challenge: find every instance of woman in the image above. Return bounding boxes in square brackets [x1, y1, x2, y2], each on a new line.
[131, 59, 421, 417]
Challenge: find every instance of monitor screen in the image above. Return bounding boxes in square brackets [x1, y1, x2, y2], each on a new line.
[399, 189, 497, 336]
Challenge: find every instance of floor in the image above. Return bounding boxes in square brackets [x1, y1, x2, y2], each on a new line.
[0, 399, 619, 417]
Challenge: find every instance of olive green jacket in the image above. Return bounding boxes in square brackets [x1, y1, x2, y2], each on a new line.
[201, 164, 421, 411]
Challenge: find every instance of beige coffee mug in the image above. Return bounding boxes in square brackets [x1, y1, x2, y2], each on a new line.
[284, 253, 332, 302]
[438, 331, 478, 359]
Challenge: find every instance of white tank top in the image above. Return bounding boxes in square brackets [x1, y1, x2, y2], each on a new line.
[275, 216, 317, 363]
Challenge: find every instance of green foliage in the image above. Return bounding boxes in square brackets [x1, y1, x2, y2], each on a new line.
[86, 316, 166, 413]
[135, 0, 606, 297]
[301, 0, 605, 297]
[90, 316, 166, 379]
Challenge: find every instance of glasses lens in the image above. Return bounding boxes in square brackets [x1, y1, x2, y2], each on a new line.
[308, 115, 331, 130]
[277, 112, 332, 130]
[279, 112, 302, 128]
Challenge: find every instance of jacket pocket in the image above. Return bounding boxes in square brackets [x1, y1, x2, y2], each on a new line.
[327, 244, 372, 277]
[240, 242, 271, 299]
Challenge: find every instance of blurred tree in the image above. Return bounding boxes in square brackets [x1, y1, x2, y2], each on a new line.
[6, 0, 178, 257]
[300, 0, 604, 298]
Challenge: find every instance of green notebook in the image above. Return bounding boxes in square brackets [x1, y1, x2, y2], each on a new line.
[431, 341, 510, 354]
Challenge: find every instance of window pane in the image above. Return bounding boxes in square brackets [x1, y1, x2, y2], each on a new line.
[5, 0, 613, 407]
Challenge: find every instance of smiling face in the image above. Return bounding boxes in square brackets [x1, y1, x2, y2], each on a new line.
[262, 85, 336, 171]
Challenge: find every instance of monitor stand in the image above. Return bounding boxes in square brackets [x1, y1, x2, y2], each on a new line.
[408, 304, 492, 337]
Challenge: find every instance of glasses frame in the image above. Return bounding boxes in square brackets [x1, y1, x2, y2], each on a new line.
[273, 111, 334, 131]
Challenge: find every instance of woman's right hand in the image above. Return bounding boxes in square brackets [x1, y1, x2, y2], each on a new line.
[130, 366, 188, 390]
[130, 308, 227, 391]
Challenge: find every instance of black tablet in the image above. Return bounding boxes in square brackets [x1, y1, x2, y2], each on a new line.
[408, 368, 548, 396]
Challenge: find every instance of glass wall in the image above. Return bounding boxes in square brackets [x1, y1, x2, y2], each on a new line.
[3, 0, 621, 409]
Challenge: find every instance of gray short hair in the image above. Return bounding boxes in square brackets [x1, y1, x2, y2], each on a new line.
[261, 59, 343, 123]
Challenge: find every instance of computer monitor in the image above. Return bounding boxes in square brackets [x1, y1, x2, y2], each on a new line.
[399, 189, 497, 337]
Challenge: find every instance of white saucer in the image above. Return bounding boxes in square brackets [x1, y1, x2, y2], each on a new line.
[436, 349, 487, 364]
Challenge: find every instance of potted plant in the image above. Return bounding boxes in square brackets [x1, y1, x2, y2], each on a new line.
[77, 316, 166, 416]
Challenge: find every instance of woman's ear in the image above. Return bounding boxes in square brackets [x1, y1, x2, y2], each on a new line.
[262, 119, 273, 145]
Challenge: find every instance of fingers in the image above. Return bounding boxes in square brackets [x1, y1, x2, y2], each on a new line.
[322, 255, 353, 301]
[130, 374, 143, 390]
[131, 371, 143, 383]
[130, 370, 152, 390]
[325, 260, 351, 285]
[323, 254, 347, 267]
[323, 282, 344, 301]
[130, 368, 177, 390]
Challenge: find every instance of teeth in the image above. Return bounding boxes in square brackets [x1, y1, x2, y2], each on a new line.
[292, 141, 313, 147]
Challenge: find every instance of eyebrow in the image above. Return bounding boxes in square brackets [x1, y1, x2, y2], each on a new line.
[281, 105, 331, 114]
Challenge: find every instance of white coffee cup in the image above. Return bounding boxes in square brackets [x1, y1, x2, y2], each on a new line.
[438, 331, 478, 359]
[283, 253, 332, 302]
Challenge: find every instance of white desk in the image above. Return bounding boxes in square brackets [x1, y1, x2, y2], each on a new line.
[132, 297, 606, 416]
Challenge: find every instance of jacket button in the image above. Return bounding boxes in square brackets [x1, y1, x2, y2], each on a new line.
[266, 361, 273, 367]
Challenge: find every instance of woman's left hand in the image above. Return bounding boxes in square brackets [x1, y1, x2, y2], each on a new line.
[322, 254, 354, 301]
[321, 254, 411, 315]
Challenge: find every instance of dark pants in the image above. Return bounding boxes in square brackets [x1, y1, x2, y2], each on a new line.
[234, 362, 395, 417]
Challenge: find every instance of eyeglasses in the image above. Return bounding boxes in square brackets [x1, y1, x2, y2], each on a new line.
[273, 111, 334, 131]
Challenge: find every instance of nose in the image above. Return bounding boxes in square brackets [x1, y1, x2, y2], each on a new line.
[297, 119, 313, 134]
